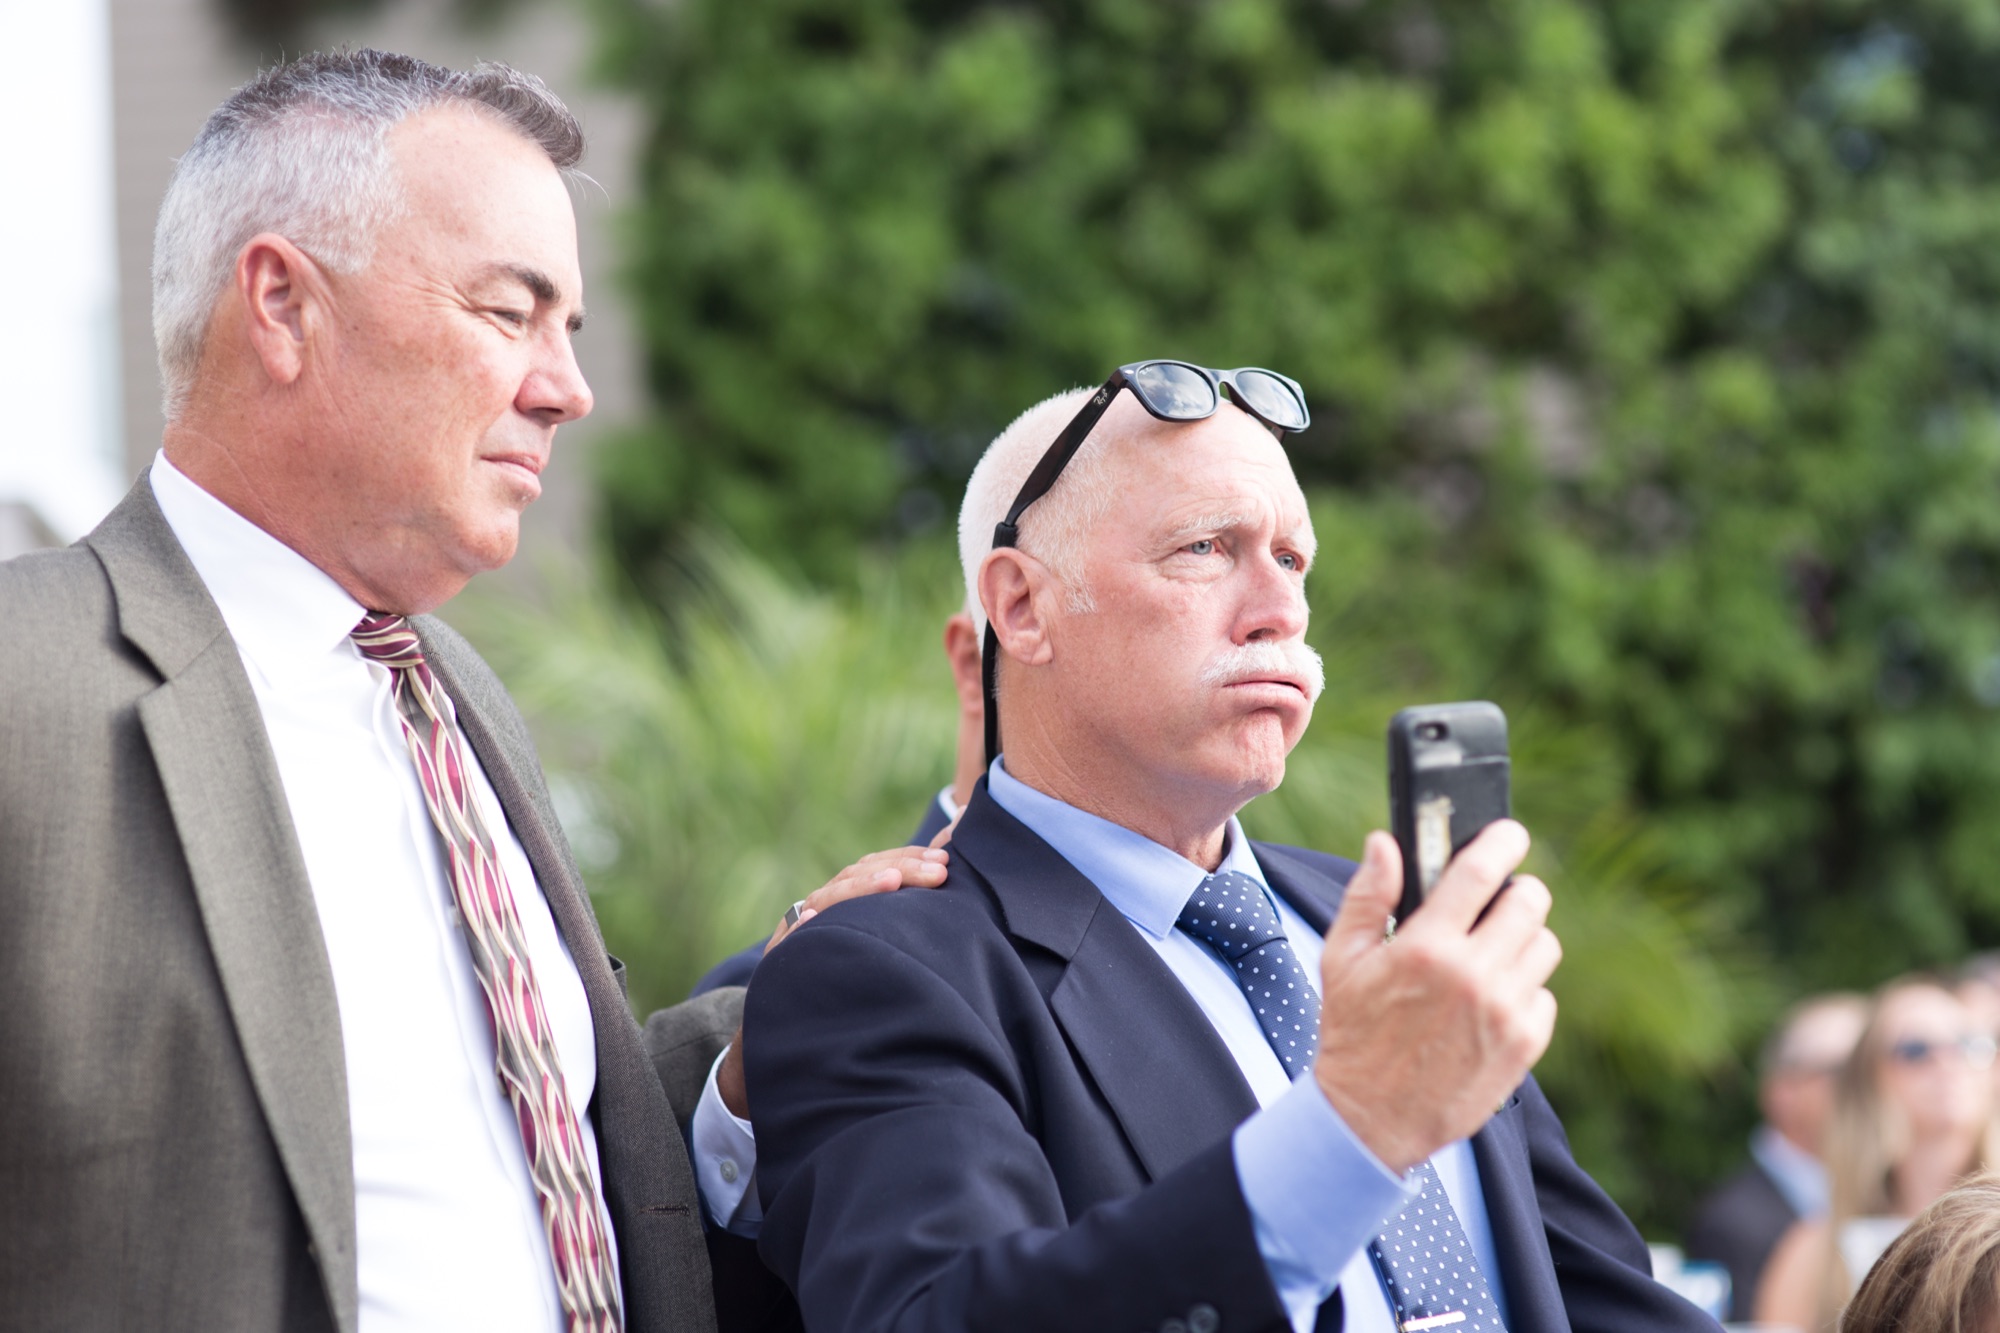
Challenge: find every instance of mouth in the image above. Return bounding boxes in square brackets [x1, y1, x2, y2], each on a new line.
[483, 452, 547, 495]
[1221, 675, 1312, 702]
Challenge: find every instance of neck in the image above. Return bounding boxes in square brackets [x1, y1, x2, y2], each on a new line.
[1002, 720, 1234, 869]
[953, 718, 985, 810]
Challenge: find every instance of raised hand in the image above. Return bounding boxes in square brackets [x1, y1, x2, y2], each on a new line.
[1312, 822, 1562, 1172]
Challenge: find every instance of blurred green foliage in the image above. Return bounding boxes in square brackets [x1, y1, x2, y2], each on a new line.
[562, 0, 2000, 1231]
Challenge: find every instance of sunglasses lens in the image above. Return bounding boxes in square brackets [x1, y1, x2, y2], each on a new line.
[1888, 1039, 1935, 1065]
[1232, 370, 1307, 430]
[1131, 362, 1217, 419]
[1969, 1035, 1998, 1069]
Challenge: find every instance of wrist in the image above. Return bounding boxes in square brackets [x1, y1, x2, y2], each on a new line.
[1314, 1066, 1427, 1174]
[718, 1027, 748, 1118]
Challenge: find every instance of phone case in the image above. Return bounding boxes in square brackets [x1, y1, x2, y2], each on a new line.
[1386, 701, 1510, 924]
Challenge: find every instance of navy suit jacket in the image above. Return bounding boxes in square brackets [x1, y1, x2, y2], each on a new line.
[692, 796, 955, 997]
[742, 784, 1718, 1333]
[1683, 1158, 1797, 1321]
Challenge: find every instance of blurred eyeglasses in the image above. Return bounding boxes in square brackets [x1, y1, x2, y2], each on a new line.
[1884, 1034, 1999, 1070]
[980, 360, 1312, 765]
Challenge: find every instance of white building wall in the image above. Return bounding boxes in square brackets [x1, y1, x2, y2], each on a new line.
[0, 0, 126, 555]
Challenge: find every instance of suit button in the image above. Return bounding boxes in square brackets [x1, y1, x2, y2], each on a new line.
[719, 1159, 740, 1184]
[1160, 1321, 1187, 1333]
[1188, 1303, 1220, 1333]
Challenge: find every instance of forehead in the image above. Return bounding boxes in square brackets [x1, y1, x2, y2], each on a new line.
[1101, 404, 1310, 535]
[1880, 986, 1967, 1036]
[375, 106, 580, 284]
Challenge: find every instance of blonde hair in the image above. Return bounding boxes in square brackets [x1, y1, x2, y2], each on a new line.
[1842, 1171, 2000, 1332]
[1811, 978, 2000, 1330]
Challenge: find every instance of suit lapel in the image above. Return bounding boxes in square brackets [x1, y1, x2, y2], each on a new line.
[416, 624, 609, 996]
[417, 619, 718, 1332]
[951, 790, 1259, 1182]
[1255, 842, 1344, 934]
[89, 482, 360, 1333]
[1469, 1097, 1561, 1330]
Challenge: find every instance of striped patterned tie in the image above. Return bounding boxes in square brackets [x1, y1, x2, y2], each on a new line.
[352, 613, 622, 1333]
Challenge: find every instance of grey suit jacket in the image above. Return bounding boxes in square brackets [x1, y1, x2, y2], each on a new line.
[0, 481, 717, 1333]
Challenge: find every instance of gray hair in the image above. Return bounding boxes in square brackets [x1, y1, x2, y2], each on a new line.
[957, 386, 1114, 636]
[152, 48, 584, 419]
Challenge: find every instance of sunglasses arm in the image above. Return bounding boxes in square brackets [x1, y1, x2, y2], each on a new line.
[981, 376, 1127, 767]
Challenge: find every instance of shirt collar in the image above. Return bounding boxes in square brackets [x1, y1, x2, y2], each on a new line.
[1749, 1123, 1829, 1219]
[148, 451, 368, 684]
[985, 758, 1269, 939]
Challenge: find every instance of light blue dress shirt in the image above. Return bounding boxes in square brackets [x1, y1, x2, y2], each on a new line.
[988, 761, 1513, 1333]
[1748, 1124, 1828, 1220]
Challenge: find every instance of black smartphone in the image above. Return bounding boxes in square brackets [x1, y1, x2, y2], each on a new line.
[1386, 701, 1511, 925]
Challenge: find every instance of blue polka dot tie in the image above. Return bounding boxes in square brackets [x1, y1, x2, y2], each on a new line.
[1176, 870, 1320, 1080]
[1176, 870, 1508, 1332]
[1368, 1163, 1508, 1331]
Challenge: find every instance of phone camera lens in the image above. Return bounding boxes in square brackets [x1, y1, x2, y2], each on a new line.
[1416, 722, 1448, 741]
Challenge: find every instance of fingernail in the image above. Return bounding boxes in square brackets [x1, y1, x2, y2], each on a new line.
[923, 848, 948, 861]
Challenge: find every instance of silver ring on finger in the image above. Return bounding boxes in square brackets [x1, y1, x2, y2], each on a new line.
[783, 899, 810, 928]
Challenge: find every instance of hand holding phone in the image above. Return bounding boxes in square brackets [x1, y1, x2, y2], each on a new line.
[1386, 701, 1511, 926]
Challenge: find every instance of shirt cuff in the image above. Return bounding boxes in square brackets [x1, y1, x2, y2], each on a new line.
[689, 1046, 764, 1235]
[1233, 1075, 1421, 1326]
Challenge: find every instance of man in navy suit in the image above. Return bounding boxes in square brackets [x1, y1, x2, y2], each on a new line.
[739, 368, 1719, 1332]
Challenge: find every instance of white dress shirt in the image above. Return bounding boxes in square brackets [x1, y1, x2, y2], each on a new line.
[986, 761, 1512, 1333]
[151, 453, 616, 1333]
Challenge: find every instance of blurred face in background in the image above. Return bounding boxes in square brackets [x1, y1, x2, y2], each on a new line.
[1955, 975, 2000, 1098]
[1764, 1000, 1868, 1159]
[1876, 985, 1996, 1146]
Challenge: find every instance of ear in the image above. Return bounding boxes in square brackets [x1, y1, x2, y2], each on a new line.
[978, 548, 1057, 669]
[234, 233, 325, 388]
[941, 611, 983, 710]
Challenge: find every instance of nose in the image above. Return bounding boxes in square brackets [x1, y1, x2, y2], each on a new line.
[1239, 549, 1308, 644]
[520, 329, 594, 425]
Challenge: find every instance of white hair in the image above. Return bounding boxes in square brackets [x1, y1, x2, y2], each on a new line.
[152, 49, 584, 420]
[958, 386, 1127, 635]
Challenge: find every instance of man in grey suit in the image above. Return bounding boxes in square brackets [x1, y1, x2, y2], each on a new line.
[0, 49, 832, 1333]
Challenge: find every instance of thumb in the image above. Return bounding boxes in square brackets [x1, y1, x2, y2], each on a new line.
[1324, 831, 1401, 966]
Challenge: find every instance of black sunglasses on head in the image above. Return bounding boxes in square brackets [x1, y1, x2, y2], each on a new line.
[981, 360, 1312, 765]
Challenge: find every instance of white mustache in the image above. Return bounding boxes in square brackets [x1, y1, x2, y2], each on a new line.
[1199, 641, 1325, 702]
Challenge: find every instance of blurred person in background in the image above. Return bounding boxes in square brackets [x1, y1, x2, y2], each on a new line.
[1956, 954, 2000, 1098]
[1685, 992, 1868, 1321]
[1756, 978, 2000, 1332]
[1839, 1169, 2000, 1333]
[689, 604, 984, 996]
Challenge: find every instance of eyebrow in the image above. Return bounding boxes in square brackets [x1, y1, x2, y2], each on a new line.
[1164, 511, 1317, 563]
[483, 263, 587, 333]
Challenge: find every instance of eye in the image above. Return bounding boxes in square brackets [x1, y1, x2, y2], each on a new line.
[1277, 551, 1301, 571]
[490, 309, 528, 328]
[1185, 538, 1216, 556]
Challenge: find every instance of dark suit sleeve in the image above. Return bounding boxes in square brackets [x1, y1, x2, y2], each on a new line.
[1517, 1079, 1721, 1332]
[1683, 1164, 1794, 1322]
[693, 945, 765, 997]
[744, 921, 1289, 1333]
